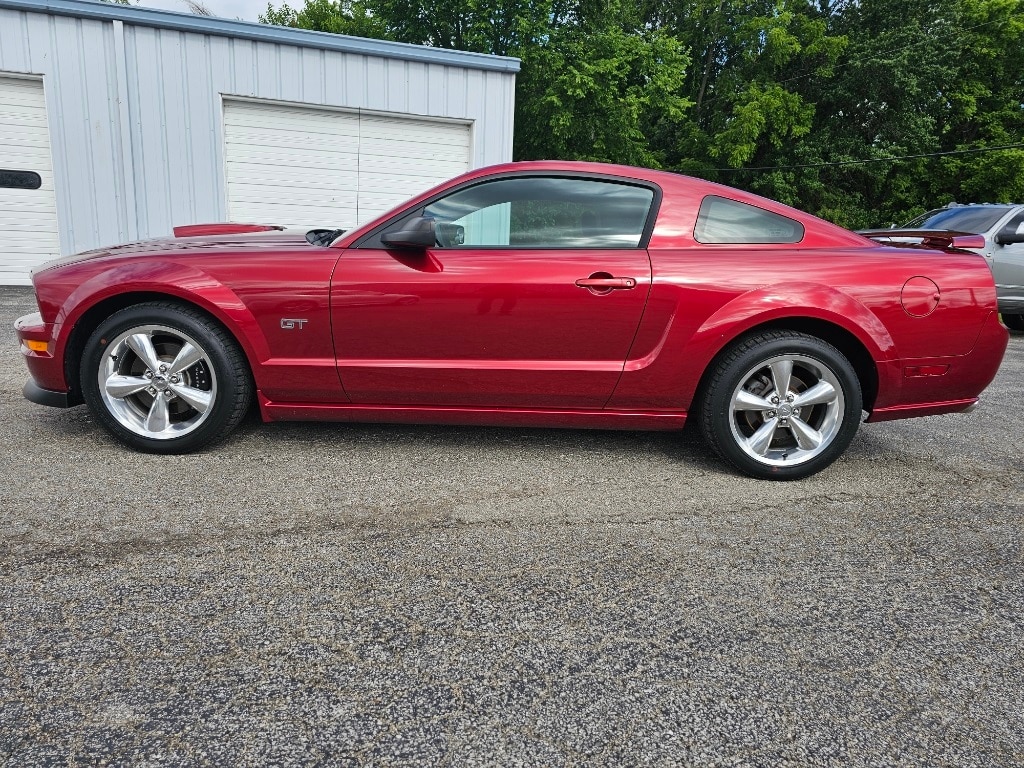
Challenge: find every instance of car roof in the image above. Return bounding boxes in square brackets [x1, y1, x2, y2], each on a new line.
[336, 160, 868, 248]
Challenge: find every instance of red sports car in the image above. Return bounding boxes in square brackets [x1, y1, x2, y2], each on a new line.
[14, 161, 1008, 479]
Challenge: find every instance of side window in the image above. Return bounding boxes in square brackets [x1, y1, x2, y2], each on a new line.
[421, 176, 655, 248]
[694, 195, 804, 244]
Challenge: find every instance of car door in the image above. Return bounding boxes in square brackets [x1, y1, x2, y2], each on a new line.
[991, 210, 1024, 310]
[330, 174, 657, 409]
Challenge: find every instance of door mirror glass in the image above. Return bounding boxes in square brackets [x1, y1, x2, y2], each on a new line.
[436, 222, 465, 247]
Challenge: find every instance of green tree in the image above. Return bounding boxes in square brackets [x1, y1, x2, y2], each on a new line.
[260, 0, 387, 37]
[258, 0, 1024, 226]
[261, 0, 693, 167]
[792, 0, 1024, 227]
[514, 2, 691, 166]
[640, 1, 847, 206]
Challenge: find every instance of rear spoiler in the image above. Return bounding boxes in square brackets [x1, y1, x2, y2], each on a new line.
[173, 223, 284, 237]
[857, 229, 986, 252]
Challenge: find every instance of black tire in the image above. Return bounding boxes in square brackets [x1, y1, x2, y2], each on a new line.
[1003, 314, 1024, 331]
[699, 331, 863, 480]
[81, 302, 253, 453]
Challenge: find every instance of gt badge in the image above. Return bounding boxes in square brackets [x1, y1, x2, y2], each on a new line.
[280, 318, 308, 330]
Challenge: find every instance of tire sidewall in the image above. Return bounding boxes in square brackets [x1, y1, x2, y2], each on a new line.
[81, 303, 246, 454]
[704, 334, 862, 480]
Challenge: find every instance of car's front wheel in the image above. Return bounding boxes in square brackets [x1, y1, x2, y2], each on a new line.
[699, 331, 863, 480]
[1003, 314, 1024, 331]
[81, 302, 252, 453]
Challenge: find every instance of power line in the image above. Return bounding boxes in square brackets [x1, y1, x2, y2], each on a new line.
[710, 143, 1024, 173]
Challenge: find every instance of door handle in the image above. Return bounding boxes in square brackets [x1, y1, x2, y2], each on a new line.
[575, 277, 637, 290]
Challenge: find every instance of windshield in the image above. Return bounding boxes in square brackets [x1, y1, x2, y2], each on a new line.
[903, 207, 1013, 234]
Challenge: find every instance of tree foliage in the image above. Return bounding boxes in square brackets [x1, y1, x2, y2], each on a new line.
[260, 0, 1024, 228]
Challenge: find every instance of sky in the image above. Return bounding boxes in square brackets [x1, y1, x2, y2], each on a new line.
[134, 0, 272, 22]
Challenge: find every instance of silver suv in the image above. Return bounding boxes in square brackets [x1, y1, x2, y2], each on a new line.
[903, 204, 1024, 330]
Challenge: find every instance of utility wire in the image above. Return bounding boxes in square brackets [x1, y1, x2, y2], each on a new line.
[710, 142, 1024, 173]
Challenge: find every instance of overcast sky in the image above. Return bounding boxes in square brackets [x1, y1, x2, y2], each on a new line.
[134, 0, 272, 22]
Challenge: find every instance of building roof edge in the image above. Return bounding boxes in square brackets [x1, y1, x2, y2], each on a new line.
[0, 0, 521, 73]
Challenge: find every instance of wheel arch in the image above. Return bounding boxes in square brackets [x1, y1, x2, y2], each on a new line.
[696, 317, 880, 412]
[676, 287, 898, 418]
[61, 289, 263, 406]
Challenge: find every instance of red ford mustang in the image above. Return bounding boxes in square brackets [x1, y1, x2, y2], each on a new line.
[14, 161, 1008, 479]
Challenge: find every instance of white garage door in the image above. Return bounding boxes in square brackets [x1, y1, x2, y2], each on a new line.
[0, 76, 60, 286]
[224, 99, 472, 230]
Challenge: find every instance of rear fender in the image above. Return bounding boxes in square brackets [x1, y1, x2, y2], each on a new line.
[612, 282, 899, 411]
[687, 283, 895, 362]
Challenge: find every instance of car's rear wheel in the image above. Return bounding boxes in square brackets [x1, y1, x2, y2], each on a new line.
[81, 302, 252, 453]
[699, 331, 862, 480]
[1003, 314, 1024, 331]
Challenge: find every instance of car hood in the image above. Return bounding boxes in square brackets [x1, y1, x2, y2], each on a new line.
[35, 228, 317, 274]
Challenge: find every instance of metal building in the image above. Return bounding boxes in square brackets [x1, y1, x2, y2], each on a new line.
[0, 0, 519, 284]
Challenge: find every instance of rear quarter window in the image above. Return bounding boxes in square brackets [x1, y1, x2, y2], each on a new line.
[695, 196, 804, 244]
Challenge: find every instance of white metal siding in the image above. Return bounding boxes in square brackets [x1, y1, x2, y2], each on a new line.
[0, 74, 59, 285]
[224, 100, 361, 227]
[357, 113, 471, 223]
[0, 4, 516, 281]
[224, 99, 470, 228]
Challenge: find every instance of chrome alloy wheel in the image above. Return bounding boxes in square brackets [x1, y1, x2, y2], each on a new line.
[728, 353, 844, 467]
[97, 324, 218, 439]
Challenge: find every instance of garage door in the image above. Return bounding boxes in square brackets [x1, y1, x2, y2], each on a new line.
[0, 76, 60, 286]
[224, 99, 471, 230]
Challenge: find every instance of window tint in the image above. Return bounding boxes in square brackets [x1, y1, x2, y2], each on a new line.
[694, 196, 804, 244]
[422, 176, 655, 248]
[904, 206, 1014, 234]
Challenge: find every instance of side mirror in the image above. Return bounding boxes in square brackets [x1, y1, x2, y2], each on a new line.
[995, 225, 1024, 246]
[381, 217, 435, 249]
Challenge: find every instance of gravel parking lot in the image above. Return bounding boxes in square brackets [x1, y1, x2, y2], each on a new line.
[1, 284, 1022, 766]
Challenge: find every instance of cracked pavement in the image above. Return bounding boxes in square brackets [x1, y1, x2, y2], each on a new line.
[1, 285, 1022, 766]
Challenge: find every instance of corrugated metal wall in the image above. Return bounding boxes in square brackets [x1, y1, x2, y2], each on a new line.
[0, 5, 517, 259]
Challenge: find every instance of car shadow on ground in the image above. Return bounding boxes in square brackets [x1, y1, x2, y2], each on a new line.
[252, 416, 717, 463]
[25, 397, 892, 479]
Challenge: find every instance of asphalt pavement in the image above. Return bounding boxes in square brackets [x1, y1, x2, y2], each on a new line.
[1, 285, 1022, 766]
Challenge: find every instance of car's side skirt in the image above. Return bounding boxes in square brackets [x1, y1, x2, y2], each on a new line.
[257, 394, 689, 431]
[866, 398, 979, 422]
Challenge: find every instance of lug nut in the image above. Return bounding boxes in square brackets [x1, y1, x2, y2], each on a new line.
[159, 364, 167, 373]
[164, 390, 173, 398]
[145, 371, 153, 379]
[767, 410, 776, 418]
[170, 375, 180, 384]
[148, 387, 156, 394]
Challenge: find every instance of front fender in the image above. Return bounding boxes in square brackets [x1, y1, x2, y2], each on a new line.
[53, 260, 271, 389]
